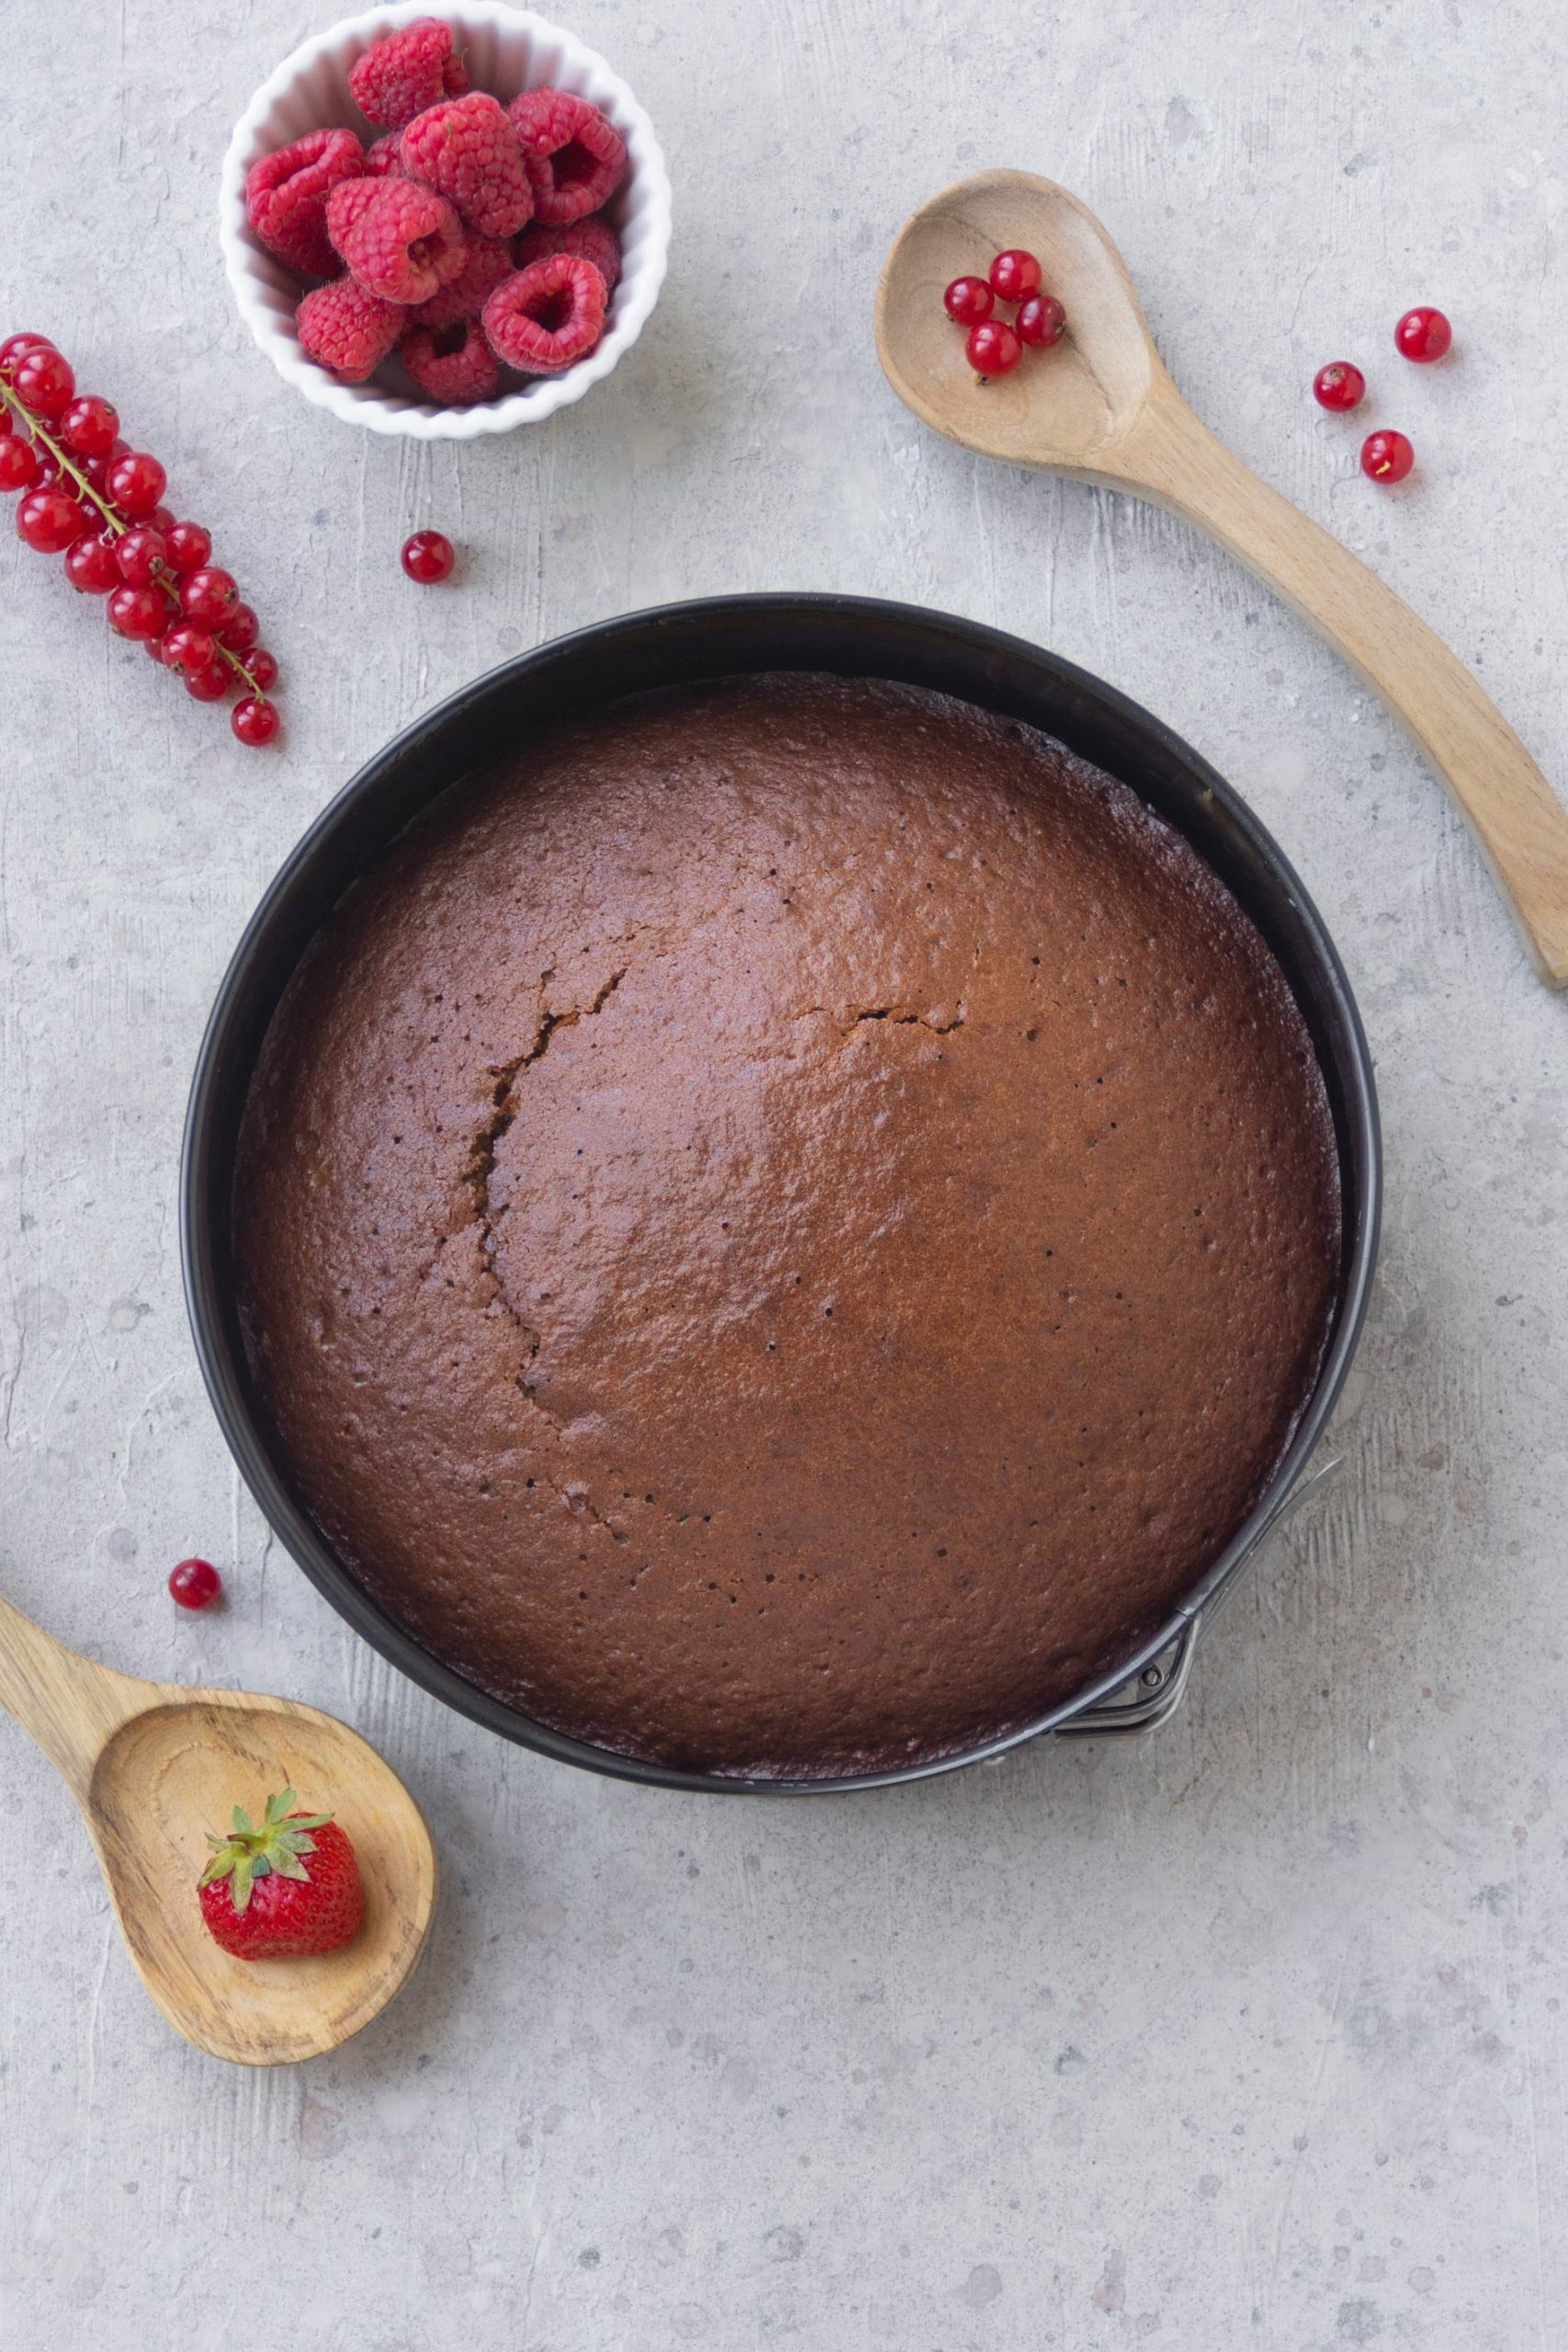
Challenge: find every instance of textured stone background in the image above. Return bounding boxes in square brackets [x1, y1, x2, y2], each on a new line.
[2, 0, 1566, 2345]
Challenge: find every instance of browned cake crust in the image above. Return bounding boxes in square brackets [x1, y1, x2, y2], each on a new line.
[234, 675, 1342, 1777]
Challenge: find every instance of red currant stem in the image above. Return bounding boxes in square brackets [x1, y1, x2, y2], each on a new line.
[0, 380, 272, 707]
[0, 379, 111, 520]
[144, 565, 269, 701]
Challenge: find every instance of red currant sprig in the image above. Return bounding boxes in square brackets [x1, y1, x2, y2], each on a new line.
[0, 335, 281, 744]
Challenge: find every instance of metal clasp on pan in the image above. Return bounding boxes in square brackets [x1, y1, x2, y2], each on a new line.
[1055, 1447, 1344, 1738]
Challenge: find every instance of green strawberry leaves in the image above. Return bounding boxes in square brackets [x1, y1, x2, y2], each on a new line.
[198, 1789, 336, 1914]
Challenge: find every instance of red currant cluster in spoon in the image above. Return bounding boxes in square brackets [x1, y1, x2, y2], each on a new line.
[1311, 306, 1452, 488]
[943, 250, 1067, 382]
[0, 334, 281, 745]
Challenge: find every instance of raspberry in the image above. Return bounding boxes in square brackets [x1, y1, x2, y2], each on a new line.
[507, 91, 626, 226]
[327, 177, 465, 304]
[246, 129, 365, 277]
[365, 133, 403, 179]
[519, 147, 552, 216]
[482, 256, 607, 373]
[401, 317, 501, 404]
[297, 278, 402, 380]
[348, 18, 468, 131]
[400, 94, 535, 239]
[407, 232, 514, 328]
[513, 215, 622, 295]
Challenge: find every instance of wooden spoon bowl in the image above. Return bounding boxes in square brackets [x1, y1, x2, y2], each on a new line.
[876, 170, 1568, 987]
[877, 170, 1157, 473]
[0, 1595, 436, 2065]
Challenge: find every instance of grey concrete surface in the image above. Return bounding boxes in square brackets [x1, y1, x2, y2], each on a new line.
[2, 0, 1566, 2345]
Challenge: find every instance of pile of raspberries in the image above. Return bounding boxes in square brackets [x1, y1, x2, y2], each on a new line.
[245, 17, 628, 401]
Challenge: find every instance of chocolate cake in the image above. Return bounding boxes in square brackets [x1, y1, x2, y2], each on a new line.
[234, 673, 1342, 1777]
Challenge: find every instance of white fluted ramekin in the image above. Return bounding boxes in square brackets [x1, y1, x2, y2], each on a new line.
[219, 1, 671, 438]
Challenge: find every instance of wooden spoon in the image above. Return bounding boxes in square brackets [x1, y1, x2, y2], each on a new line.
[876, 169, 1568, 988]
[0, 1592, 436, 2065]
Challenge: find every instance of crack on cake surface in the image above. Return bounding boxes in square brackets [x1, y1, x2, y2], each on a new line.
[456, 965, 641, 1544]
[463, 960, 628, 1322]
[793, 999, 966, 1038]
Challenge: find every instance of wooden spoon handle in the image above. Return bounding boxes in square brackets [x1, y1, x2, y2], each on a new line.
[0, 1593, 150, 1795]
[1132, 398, 1568, 986]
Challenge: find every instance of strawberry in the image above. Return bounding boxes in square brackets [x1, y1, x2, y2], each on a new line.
[197, 1788, 365, 1961]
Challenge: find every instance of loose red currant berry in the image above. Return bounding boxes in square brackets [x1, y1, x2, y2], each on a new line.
[13, 347, 74, 417]
[0, 435, 39, 493]
[107, 583, 166, 639]
[180, 565, 239, 626]
[1313, 360, 1365, 412]
[115, 525, 169, 587]
[244, 648, 280, 693]
[17, 487, 83, 552]
[168, 1556, 221, 1610]
[231, 695, 281, 747]
[185, 658, 233, 703]
[107, 449, 167, 518]
[161, 622, 218, 678]
[943, 275, 994, 326]
[0, 334, 55, 382]
[1017, 293, 1066, 349]
[163, 519, 211, 575]
[58, 394, 119, 456]
[400, 529, 455, 583]
[965, 319, 1022, 378]
[1360, 428, 1415, 483]
[64, 532, 120, 594]
[989, 248, 1043, 304]
[218, 602, 259, 653]
[1394, 306, 1451, 363]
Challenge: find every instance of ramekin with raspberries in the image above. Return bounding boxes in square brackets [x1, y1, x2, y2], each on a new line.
[220, 6, 671, 438]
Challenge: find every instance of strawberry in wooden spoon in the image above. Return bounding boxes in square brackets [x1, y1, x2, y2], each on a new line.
[197, 1789, 365, 1960]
